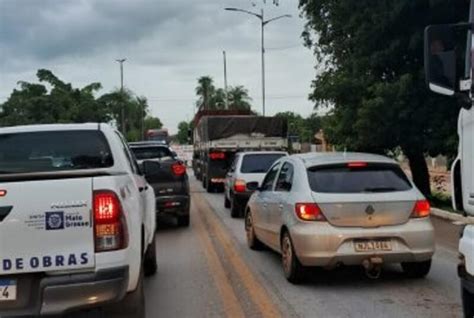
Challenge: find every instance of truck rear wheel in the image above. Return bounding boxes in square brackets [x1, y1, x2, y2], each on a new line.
[462, 284, 474, 318]
[205, 178, 214, 193]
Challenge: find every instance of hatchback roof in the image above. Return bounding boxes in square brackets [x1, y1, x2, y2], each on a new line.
[293, 152, 397, 167]
[238, 151, 288, 156]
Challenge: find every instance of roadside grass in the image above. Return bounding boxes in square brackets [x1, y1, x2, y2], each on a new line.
[428, 191, 457, 213]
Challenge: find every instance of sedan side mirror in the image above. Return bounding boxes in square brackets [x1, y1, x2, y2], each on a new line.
[246, 181, 260, 192]
[142, 160, 161, 177]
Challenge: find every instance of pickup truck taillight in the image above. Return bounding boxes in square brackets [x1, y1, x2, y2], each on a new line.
[172, 162, 186, 176]
[411, 200, 431, 218]
[94, 191, 129, 252]
[234, 179, 247, 193]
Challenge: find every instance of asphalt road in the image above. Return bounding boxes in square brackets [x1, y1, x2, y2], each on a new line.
[144, 176, 463, 318]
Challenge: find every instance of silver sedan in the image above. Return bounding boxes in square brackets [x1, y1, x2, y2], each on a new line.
[245, 152, 435, 283]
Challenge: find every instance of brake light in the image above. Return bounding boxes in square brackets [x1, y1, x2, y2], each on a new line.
[94, 191, 128, 252]
[412, 200, 431, 218]
[234, 179, 246, 193]
[171, 162, 186, 176]
[0, 190, 6, 197]
[295, 203, 326, 221]
[209, 152, 225, 160]
[347, 162, 368, 168]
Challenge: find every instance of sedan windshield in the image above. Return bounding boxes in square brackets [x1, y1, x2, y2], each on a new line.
[0, 130, 113, 174]
[307, 163, 412, 193]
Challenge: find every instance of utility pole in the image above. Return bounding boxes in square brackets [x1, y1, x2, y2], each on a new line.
[116, 58, 126, 134]
[223, 51, 229, 109]
[225, 7, 290, 116]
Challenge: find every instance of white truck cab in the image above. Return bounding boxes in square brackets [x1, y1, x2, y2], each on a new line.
[0, 123, 157, 317]
[424, 3, 474, 317]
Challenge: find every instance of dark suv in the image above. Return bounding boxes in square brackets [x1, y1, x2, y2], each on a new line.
[129, 142, 190, 227]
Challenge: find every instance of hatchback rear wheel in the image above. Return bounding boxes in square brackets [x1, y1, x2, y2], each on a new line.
[245, 211, 263, 250]
[401, 259, 431, 278]
[281, 231, 304, 284]
[224, 194, 231, 208]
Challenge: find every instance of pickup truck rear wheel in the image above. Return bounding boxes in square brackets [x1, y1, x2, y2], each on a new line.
[117, 270, 145, 318]
[177, 214, 190, 227]
[144, 236, 158, 276]
[401, 259, 431, 278]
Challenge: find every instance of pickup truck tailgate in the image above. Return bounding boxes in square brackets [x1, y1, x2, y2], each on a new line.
[0, 178, 95, 274]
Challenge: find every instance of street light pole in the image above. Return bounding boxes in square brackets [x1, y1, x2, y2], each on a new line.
[223, 51, 229, 109]
[225, 7, 290, 116]
[116, 58, 126, 134]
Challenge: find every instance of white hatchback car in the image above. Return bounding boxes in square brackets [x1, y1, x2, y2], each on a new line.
[224, 151, 287, 218]
[245, 152, 435, 283]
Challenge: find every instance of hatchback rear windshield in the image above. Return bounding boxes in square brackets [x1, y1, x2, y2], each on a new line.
[131, 146, 173, 160]
[240, 153, 285, 173]
[0, 130, 113, 174]
[307, 163, 412, 193]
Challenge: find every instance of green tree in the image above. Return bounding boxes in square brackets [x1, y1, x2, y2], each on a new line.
[299, 0, 468, 196]
[195, 76, 216, 110]
[194, 76, 253, 111]
[228, 86, 252, 110]
[176, 121, 191, 144]
[0, 69, 163, 142]
[0, 69, 108, 126]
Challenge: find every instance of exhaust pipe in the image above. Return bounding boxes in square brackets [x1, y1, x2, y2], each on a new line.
[362, 257, 383, 279]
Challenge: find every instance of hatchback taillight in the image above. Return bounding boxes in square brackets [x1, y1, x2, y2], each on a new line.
[94, 191, 128, 252]
[295, 203, 326, 221]
[411, 200, 431, 218]
[234, 179, 246, 193]
[172, 162, 186, 176]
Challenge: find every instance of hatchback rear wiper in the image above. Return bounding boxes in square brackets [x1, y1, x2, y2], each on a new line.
[363, 187, 396, 192]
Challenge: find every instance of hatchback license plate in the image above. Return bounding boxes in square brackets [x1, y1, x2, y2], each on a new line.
[354, 240, 392, 252]
[0, 280, 16, 301]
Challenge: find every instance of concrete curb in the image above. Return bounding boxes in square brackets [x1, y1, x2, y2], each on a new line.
[431, 207, 474, 224]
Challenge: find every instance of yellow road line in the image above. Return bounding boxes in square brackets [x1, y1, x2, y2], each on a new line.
[194, 194, 282, 318]
[193, 202, 246, 318]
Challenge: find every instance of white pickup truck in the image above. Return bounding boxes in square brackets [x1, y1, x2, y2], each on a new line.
[0, 123, 157, 317]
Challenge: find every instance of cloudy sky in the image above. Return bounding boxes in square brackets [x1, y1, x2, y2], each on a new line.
[0, 0, 316, 133]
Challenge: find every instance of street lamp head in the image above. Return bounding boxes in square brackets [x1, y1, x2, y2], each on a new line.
[225, 7, 238, 11]
[115, 58, 127, 63]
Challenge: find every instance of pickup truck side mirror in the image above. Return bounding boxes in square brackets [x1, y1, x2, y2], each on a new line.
[142, 160, 161, 177]
[246, 181, 260, 192]
[424, 23, 471, 96]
